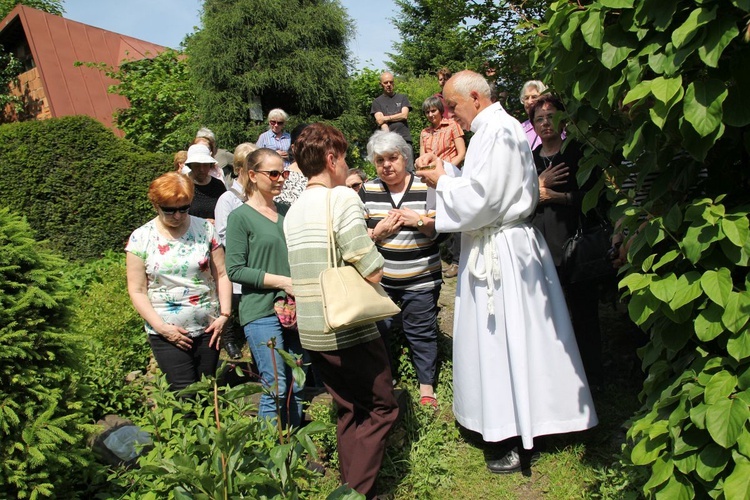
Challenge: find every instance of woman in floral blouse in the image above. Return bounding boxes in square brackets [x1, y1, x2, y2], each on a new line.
[126, 172, 232, 391]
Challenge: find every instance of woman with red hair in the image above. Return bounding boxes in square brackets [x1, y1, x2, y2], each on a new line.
[126, 172, 232, 391]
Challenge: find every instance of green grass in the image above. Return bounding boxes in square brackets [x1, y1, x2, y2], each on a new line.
[308, 279, 645, 499]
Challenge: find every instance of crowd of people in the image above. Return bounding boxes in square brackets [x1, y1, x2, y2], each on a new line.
[126, 68, 608, 498]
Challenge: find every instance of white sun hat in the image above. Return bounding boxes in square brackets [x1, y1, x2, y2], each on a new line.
[185, 144, 217, 165]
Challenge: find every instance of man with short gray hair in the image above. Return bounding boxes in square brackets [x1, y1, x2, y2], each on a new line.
[416, 70, 597, 475]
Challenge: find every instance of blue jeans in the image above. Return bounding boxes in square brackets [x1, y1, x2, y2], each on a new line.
[244, 315, 305, 427]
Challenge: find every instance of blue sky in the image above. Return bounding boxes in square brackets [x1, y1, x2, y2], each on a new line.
[63, 0, 398, 71]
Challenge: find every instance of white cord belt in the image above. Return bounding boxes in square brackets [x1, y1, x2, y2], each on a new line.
[465, 218, 529, 316]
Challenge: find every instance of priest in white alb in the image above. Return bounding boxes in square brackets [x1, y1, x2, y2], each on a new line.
[416, 70, 597, 474]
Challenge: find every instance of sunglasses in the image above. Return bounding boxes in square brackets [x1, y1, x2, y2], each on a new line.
[256, 170, 291, 181]
[347, 182, 363, 190]
[269, 120, 285, 126]
[159, 204, 190, 215]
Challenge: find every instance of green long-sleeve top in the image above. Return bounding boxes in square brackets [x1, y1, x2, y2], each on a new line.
[225, 202, 290, 326]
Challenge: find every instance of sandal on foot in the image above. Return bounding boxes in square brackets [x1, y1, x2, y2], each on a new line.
[419, 395, 438, 409]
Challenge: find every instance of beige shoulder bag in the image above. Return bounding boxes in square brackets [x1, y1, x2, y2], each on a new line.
[319, 190, 400, 333]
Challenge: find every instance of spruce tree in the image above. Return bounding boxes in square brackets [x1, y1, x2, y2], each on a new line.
[186, 0, 353, 146]
[0, 208, 95, 497]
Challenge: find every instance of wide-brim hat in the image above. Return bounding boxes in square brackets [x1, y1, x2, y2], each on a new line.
[185, 144, 217, 165]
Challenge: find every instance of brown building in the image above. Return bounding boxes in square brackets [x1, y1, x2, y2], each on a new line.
[0, 5, 167, 134]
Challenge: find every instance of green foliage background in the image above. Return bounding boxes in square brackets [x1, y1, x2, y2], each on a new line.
[534, 0, 750, 497]
[0, 115, 170, 259]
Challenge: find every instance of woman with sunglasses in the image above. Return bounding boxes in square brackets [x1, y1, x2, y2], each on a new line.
[225, 148, 305, 427]
[126, 172, 232, 392]
[256, 108, 292, 167]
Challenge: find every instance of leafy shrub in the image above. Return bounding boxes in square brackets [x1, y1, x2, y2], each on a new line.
[65, 252, 151, 420]
[534, 0, 750, 496]
[114, 374, 331, 499]
[0, 208, 97, 497]
[0, 115, 170, 260]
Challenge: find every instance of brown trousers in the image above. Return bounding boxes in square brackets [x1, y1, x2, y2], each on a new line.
[309, 337, 399, 499]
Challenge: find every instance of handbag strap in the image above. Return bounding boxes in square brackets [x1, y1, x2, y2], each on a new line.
[325, 190, 338, 270]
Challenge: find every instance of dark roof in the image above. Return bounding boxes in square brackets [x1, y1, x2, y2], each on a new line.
[0, 5, 167, 131]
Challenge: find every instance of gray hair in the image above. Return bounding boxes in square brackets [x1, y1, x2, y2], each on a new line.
[267, 108, 288, 122]
[451, 71, 491, 100]
[519, 80, 547, 104]
[367, 131, 413, 170]
[422, 96, 444, 115]
[196, 127, 216, 142]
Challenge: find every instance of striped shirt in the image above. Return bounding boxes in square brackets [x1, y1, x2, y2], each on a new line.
[284, 187, 384, 352]
[363, 176, 441, 292]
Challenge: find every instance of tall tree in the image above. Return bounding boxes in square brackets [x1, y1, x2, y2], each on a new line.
[387, 0, 480, 77]
[387, 0, 550, 116]
[0, 0, 63, 18]
[186, 0, 353, 146]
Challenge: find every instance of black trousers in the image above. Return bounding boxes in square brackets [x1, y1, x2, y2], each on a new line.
[148, 333, 220, 391]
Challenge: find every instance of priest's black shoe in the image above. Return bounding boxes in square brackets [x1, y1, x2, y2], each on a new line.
[224, 341, 243, 360]
[485, 447, 540, 474]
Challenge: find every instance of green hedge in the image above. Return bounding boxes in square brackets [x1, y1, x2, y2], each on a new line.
[0, 116, 171, 260]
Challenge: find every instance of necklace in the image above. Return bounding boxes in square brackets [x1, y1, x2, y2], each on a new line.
[306, 182, 329, 189]
[540, 151, 558, 170]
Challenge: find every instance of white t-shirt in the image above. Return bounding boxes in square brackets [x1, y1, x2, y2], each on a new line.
[126, 216, 220, 337]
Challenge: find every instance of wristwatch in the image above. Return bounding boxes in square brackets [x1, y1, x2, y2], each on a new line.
[417, 216, 425, 228]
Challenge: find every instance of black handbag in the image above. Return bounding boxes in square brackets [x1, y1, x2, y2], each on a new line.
[560, 217, 616, 285]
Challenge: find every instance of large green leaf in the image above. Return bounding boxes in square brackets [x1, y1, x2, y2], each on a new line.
[644, 455, 674, 491]
[600, 0, 634, 7]
[560, 11, 584, 51]
[650, 76, 683, 105]
[635, 0, 679, 31]
[671, 6, 717, 49]
[727, 326, 750, 362]
[698, 14, 740, 68]
[704, 371, 738, 404]
[723, 456, 750, 499]
[653, 249, 681, 271]
[654, 471, 694, 499]
[601, 25, 637, 69]
[629, 290, 660, 325]
[706, 398, 750, 448]
[721, 216, 750, 248]
[580, 8, 604, 49]
[631, 433, 668, 465]
[695, 303, 726, 342]
[722, 292, 750, 334]
[670, 272, 703, 310]
[683, 79, 728, 138]
[651, 273, 677, 303]
[696, 443, 730, 482]
[737, 428, 750, 459]
[701, 269, 733, 307]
